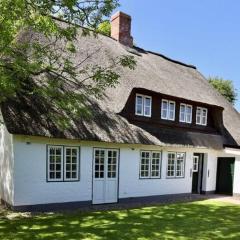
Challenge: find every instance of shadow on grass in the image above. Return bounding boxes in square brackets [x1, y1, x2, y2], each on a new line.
[0, 200, 240, 240]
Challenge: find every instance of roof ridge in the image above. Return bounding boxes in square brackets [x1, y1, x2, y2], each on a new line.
[146, 50, 197, 69]
[52, 16, 197, 70]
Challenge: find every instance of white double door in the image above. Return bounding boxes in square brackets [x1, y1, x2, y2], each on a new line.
[92, 149, 119, 204]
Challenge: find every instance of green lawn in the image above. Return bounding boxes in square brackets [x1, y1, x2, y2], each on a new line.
[0, 200, 240, 240]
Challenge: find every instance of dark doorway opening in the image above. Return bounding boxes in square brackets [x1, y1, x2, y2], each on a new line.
[192, 153, 204, 194]
[216, 158, 235, 195]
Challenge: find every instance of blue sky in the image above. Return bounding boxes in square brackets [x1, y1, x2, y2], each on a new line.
[117, 0, 240, 111]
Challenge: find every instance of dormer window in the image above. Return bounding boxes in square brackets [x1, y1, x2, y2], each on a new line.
[180, 104, 192, 123]
[196, 107, 208, 126]
[135, 94, 152, 117]
[161, 100, 175, 121]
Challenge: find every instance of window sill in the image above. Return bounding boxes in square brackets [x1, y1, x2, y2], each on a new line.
[47, 179, 80, 182]
[139, 177, 161, 180]
[166, 177, 185, 179]
[135, 113, 152, 118]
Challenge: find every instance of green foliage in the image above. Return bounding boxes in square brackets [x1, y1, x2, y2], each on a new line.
[0, 0, 136, 128]
[1, 200, 240, 239]
[208, 77, 238, 104]
[97, 20, 111, 36]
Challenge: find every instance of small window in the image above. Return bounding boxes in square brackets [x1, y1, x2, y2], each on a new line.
[180, 104, 192, 123]
[167, 152, 185, 178]
[161, 100, 176, 121]
[47, 145, 80, 182]
[140, 151, 161, 179]
[196, 107, 208, 126]
[48, 146, 63, 181]
[193, 156, 199, 172]
[65, 147, 79, 181]
[135, 94, 152, 117]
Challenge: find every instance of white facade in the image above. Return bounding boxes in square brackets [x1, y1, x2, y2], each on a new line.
[0, 125, 14, 205]
[0, 133, 240, 208]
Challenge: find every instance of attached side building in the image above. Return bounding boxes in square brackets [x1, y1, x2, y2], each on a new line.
[1, 12, 240, 211]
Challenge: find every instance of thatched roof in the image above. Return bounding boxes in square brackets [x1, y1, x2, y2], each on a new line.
[2, 24, 240, 149]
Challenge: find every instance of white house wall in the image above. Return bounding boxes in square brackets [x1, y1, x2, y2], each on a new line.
[0, 125, 14, 205]
[13, 136, 223, 206]
[233, 157, 240, 196]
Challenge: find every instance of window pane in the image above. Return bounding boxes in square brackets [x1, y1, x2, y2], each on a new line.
[95, 150, 104, 179]
[72, 149, 77, 155]
[56, 156, 61, 163]
[107, 150, 117, 179]
[186, 106, 192, 114]
[66, 148, 71, 155]
[151, 152, 161, 178]
[176, 153, 185, 177]
[169, 102, 175, 111]
[144, 106, 151, 116]
[144, 97, 151, 116]
[50, 172, 55, 179]
[169, 102, 175, 120]
[180, 104, 186, 122]
[193, 157, 199, 172]
[145, 97, 151, 107]
[48, 146, 63, 181]
[65, 147, 78, 180]
[162, 101, 168, 110]
[56, 172, 61, 179]
[136, 96, 143, 115]
[186, 106, 192, 123]
[161, 109, 168, 119]
[202, 109, 207, 117]
[140, 151, 150, 178]
[137, 95, 143, 105]
[169, 110, 175, 120]
[202, 116, 207, 125]
[167, 153, 175, 177]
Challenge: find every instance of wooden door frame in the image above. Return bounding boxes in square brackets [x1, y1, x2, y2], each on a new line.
[192, 153, 205, 194]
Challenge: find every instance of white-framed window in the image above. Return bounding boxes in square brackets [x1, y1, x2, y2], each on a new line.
[47, 145, 79, 182]
[135, 94, 152, 117]
[65, 147, 79, 181]
[180, 104, 192, 123]
[140, 151, 161, 179]
[161, 100, 175, 121]
[167, 152, 185, 178]
[193, 156, 199, 172]
[196, 107, 208, 126]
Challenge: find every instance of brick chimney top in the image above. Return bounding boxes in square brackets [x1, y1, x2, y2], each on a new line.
[111, 11, 133, 47]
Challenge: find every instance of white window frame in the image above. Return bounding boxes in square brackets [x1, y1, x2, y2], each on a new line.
[196, 107, 208, 126]
[179, 103, 192, 124]
[140, 151, 162, 179]
[47, 145, 80, 182]
[161, 99, 176, 121]
[166, 152, 186, 178]
[64, 147, 80, 181]
[193, 156, 199, 172]
[47, 145, 64, 182]
[135, 94, 152, 117]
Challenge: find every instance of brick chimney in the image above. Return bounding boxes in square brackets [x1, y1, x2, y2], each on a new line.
[111, 11, 133, 47]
